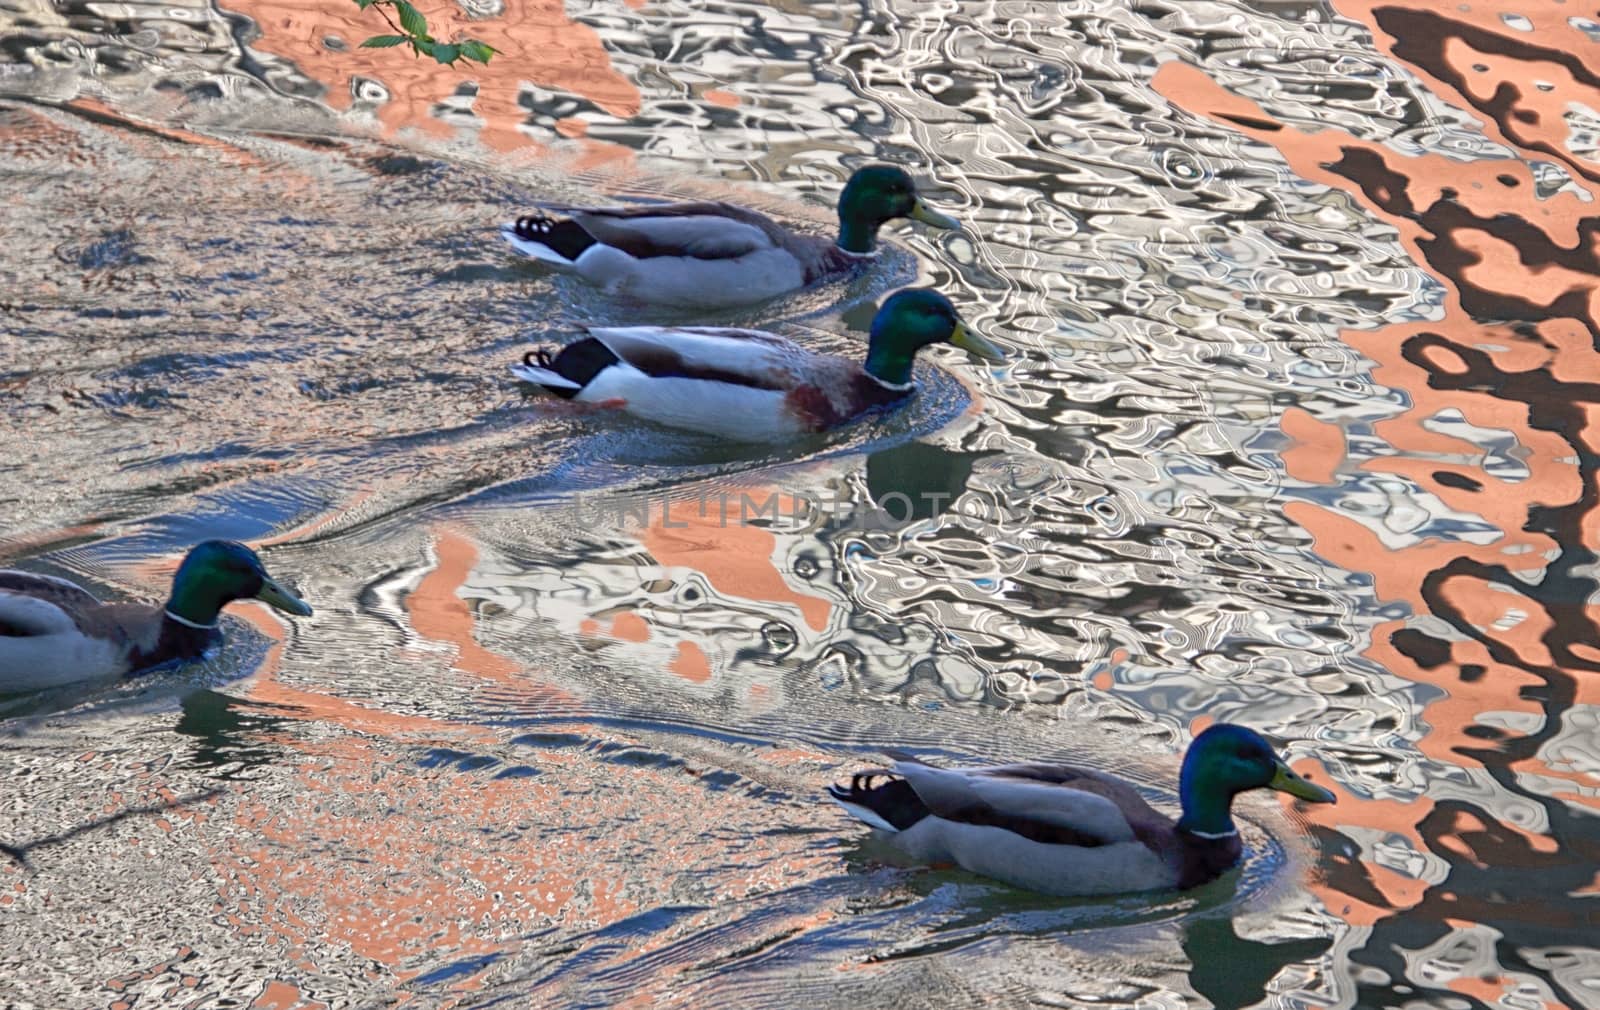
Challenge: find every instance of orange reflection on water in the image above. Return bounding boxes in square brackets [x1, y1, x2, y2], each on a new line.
[251, 979, 328, 1010]
[1279, 407, 1345, 485]
[641, 493, 833, 635]
[146, 522, 840, 999]
[229, 0, 640, 149]
[1349, 1, 1600, 187]
[410, 525, 529, 682]
[1156, 0, 1600, 965]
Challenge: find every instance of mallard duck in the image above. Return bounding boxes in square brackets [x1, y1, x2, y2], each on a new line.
[509, 288, 1004, 442]
[829, 724, 1336, 897]
[0, 540, 312, 692]
[499, 165, 961, 307]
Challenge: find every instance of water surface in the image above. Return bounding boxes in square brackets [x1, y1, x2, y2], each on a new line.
[1, 0, 1596, 1007]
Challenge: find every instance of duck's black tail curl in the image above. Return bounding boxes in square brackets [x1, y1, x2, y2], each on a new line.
[516, 338, 620, 399]
[828, 772, 930, 832]
[510, 212, 596, 261]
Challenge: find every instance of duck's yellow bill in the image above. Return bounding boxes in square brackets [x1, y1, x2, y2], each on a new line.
[1269, 761, 1336, 804]
[257, 577, 313, 617]
[949, 322, 1006, 363]
[910, 198, 961, 232]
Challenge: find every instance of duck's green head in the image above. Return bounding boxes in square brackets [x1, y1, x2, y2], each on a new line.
[166, 540, 313, 628]
[865, 289, 1006, 387]
[836, 165, 960, 254]
[1177, 724, 1335, 836]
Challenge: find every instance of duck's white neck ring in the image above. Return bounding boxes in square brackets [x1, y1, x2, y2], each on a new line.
[165, 610, 219, 631]
[834, 244, 881, 259]
[1183, 827, 1238, 841]
[867, 375, 915, 393]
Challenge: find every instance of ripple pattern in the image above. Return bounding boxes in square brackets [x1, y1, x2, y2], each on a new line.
[1, 0, 1595, 1007]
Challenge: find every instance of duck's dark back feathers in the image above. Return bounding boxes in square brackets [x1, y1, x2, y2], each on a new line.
[0, 571, 98, 608]
[0, 571, 117, 639]
[975, 762, 1178, 844]
[936, 793, 1114, 848]
[519, 202, 789, 261]
[522, 200, 849, 279]
[617, 341, 790, 391]
[833, 764, 1116, 847]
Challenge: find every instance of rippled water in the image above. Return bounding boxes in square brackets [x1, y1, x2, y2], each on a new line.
[2, 0, 1597, 1007]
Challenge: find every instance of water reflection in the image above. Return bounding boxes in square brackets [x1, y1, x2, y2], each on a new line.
[174, 690, 293, 776]
[1, 0, 1596, 1005]
[1181, 911, 1331, 1010]
[1156, 16, 1600, 1002]
[864, 439, 998, 524]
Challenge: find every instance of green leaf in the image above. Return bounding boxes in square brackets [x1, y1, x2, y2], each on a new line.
[393, 1, 428, 38]
[429, 43, 461, 65]
[360, 33, 407, 47]
[459, 39, 496, 63]
[354, 0, 376, 8]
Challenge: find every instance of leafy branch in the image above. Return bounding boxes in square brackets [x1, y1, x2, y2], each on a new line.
[352, 0, 497, 67]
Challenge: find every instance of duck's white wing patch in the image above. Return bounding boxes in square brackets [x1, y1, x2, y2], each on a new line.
[893, 761, 1137, 843]
[586, 326, 803, 386]
[574, 214, 775, 259]
[0, 591, 80, 637]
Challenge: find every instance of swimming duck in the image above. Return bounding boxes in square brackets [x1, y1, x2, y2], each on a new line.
[830, 723, 1336, 897]
[499, 165, 961, 308]
[509, 288, 1004, 442]
[0, 540, 312, 693]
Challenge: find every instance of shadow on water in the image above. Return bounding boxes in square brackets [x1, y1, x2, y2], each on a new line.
[1, 788, 224, 871]
[865, 440, 1000, 524]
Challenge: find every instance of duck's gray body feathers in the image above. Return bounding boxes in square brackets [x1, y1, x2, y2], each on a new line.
[0, 571, 210, 691]
[831, 754, 1243, 896]
[501, 201, 860, 308]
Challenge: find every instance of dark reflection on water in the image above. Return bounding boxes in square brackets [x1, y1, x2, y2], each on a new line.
[173, 690, 295, 776]
[1181, 912, 1332, 1010]
[2, 0, 1597, 1006]
[865, 440, 999, 524]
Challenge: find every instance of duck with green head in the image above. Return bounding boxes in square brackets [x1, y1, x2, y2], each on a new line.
[500, 164, 962, 308]
[511, 288, 1004, 441]
[0, 540, 312, 693]
[830, 723, 1337, 896]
